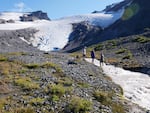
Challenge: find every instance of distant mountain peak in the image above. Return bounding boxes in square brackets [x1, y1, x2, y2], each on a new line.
[92, 0, 132, 14]
[20, 10, 50, 21]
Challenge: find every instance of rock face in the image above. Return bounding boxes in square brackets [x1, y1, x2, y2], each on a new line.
[63, 21, 102, 52]
[0, 28, 39, 53]
[100, 0, 150, 40]
[92, 0, 131, 13]
[20, 11, 50, 21]
[0, 19, 14, 24]
[103, 0, 131, 12]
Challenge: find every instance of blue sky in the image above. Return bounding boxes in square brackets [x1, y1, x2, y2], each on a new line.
[0, 0, 123, 19]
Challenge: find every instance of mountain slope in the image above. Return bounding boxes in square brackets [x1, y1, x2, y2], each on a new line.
[100, 0, 150, 39]
[63, 0, 150, 52]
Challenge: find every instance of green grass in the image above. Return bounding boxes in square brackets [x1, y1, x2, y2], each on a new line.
[77, 81, 90, 88]
[0, 54, 8, 61]
[122, 51, 133, 60]
[41, 62, 62, 73]
[50, 84, 66, 97]
[24, 63, 40, 69]
[94, 44, 104, 51]
[0, 98, 7, 110]
[15, 76, 39, 90]
[51, 95, 60, 102]
[14, 107, 35, 113]
[58, 77, 73, 87]
[115, 48, 127, 54]
[66, 96, 92, 113]
[29, 97, 45, 106]
[134, 36, 150, 43]
[93, 90, 125, 113]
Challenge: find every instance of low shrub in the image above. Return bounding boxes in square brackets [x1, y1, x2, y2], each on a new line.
[93, 90, 125, 113]
[94, 44, 104, 51]
[24, 63, 40, 69]
[134, 36, 150, 43]
[115, 48, 127, 54]
[122, 52, 133, 60]
[50, 84, 66, 97]
[51, 95, 59, 102]
[66, 96, 92, 113]
[41, 62, 62, 73]
[0, 98, 7, 110]
[14, 107, 35, 113]
[58, 77, 73, 87]
[29, 97, 45, 106]
[77, 81, 90, 88]
[0, 55, 7, 61]
[15, 77, 39, 90]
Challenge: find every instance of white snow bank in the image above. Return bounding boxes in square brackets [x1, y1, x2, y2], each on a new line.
[59, 9, 124, 28]
[85, 58, 150, 110]
[0, 22, 34, 30]
[0, 12, 27, 21]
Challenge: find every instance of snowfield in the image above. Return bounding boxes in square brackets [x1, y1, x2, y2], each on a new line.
[0, 9, 124, 51]
[85, 58, 150, 110]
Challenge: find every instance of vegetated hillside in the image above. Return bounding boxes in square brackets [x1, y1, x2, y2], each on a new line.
[63, 0, 150, 52]
[82, 29, 150, 75]
[0, 51, 146, 113]
[101, 0, 150, 39]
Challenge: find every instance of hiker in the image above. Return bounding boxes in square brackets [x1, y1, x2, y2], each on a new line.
[91, 49, 95, 63]
[100, 51, 104, 66]
[82, 46, 86, 58]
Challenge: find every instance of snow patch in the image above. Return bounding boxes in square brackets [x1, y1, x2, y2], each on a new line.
[85, 58, 150, 110]
[20, 37, 31, 44]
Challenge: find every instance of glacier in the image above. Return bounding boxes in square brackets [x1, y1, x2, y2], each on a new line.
[0, 9, 124, 51]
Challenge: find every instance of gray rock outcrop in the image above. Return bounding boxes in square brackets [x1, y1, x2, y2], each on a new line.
[20, 11, 50, 21]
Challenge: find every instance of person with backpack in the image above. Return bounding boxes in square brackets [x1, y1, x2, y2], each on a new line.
[100, 51, 104, 66]
[91, 49, 95, 63]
